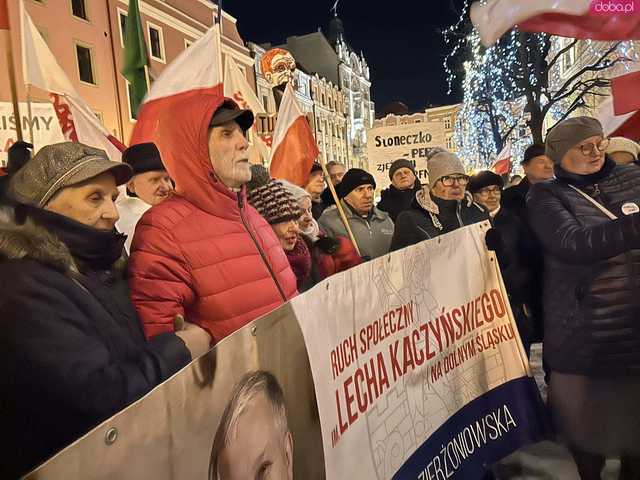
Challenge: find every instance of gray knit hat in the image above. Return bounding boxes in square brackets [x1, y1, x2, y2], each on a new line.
[545, 116, 604, 164]
[9, 142, 132, 208]
[428, 151, 466, 189]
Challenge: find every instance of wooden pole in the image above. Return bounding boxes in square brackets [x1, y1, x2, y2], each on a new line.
[2, 28, 23, 141]
[105, 0, 126, 143]
[26, 86, 34, 144]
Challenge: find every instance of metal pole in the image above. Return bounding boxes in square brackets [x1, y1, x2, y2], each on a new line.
[2, 27, 23, 141]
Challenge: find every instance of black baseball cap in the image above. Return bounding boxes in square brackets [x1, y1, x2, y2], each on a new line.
[209, 99, 254, 131]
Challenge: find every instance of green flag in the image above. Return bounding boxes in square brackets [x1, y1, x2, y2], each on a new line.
[121, 0, 148, 117]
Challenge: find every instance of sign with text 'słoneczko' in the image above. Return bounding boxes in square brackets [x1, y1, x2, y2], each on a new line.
[28, 223, 547, 480]
[0, 102, 64, 166]
[366, 121, 447, 191]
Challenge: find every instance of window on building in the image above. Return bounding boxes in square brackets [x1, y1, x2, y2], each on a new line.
[262, 95, 269, 111]
[444, 117, 452, 130]
[118, 12, 127, 47]
[562, 43, 577, 72]
[75, 44, 96, 85]
[184, 38, 194, 49]
[71, 0, 88, 20]
[147, 24, 165, 62]
[446, 136, 454, 150]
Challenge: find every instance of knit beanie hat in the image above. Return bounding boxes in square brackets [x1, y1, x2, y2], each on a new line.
[246, 165, 301, 224]
[122, 143, 165, 175]
[522, 143, 546, 165]
[338, 168, 376, 199]
[388, 159, 416, 180]
[427, 151, 465, 189]
[468, 170, 504, 194]
[545, 116, 603, 164]
[607, 136, 640, 161]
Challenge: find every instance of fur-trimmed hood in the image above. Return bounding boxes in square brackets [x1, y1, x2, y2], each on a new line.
[0, 207, 78, 273]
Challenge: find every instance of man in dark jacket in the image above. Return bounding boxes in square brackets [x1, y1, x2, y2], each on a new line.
[305, 162, 327, 219]
[501, 143, 554, 220]
[377, 158, 422, 222]
[0, 142, 209, 478]
[391, 151, 488, 251]
[501, 144, 554, 345]
[469, 170, 535, 355]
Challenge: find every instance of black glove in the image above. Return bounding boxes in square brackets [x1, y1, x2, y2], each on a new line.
[7, 141, 33, 175]
[485, 228, 504, 252]
[315, 236, 339, 255]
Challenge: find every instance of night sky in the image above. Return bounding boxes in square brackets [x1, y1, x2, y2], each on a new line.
[226, 0, 467, 114]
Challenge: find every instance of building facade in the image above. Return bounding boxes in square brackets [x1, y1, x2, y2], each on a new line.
[1, 0, 254, 151]
[249, 41, 349, 167]
[270, 13, 375, 169]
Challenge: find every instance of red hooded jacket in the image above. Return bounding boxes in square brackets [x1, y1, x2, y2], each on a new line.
[128, 92, 297, 343]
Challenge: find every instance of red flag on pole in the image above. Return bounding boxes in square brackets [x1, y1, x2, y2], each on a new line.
[611, 70, 640, 115]
[269, 83, 320, 187]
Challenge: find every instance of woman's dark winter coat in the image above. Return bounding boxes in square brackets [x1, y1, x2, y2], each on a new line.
[527, 157, 640, 376]
[390, 193, 489, 251]
[0, 206, 190, 478]
[377, 179, 422, 222]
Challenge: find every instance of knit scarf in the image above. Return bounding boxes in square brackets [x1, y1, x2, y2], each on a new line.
[286, 236, 312, 288]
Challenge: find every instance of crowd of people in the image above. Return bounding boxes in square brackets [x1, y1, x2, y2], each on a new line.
[0, 94, 639, 479]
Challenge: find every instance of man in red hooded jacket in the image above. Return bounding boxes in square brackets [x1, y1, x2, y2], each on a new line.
[128, 95, 298, 346]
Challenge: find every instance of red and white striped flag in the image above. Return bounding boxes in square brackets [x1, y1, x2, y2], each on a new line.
[471, 0, 640, 46]
[20, 0, 125, 159]
[129, 25, 224, 173]
[492, 141, 512, 175]
[269, 83, 319, 187]
[224, 56, 271, 162]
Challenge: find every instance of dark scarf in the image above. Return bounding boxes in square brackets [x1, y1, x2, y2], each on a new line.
[432, 195, 461, 232]
[286, 235, 312, 289]
[554, 155, 617, 187]
[17, 204, 126, 272]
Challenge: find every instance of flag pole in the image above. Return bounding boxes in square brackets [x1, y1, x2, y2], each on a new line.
[26, 85, 34, 144]
[105, 0, 126, 143]
[1, 2, 23, 141]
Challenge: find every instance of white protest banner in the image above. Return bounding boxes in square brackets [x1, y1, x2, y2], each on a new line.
[366, 122, 447, 191]
[27, 224, 548, 480]
[0, 102, 64, 166]
[294, 222, 548, 479]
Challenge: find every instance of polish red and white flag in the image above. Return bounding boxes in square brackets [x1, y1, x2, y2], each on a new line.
[130, 25, 224, 148]
[20, 1, 126, 159]
[269, 83, 320, 187]
[471, 0, 640, 46]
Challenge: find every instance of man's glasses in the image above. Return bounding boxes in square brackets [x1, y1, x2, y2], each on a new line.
[476, 186, 501, 196]
[440, 175, 470, 187]
[578, 138, 610, 156]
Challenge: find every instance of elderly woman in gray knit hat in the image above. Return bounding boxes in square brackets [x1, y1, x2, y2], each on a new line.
[528, 117, 640, 479]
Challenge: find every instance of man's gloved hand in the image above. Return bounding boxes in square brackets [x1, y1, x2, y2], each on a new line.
[485, 228, 503, 252]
